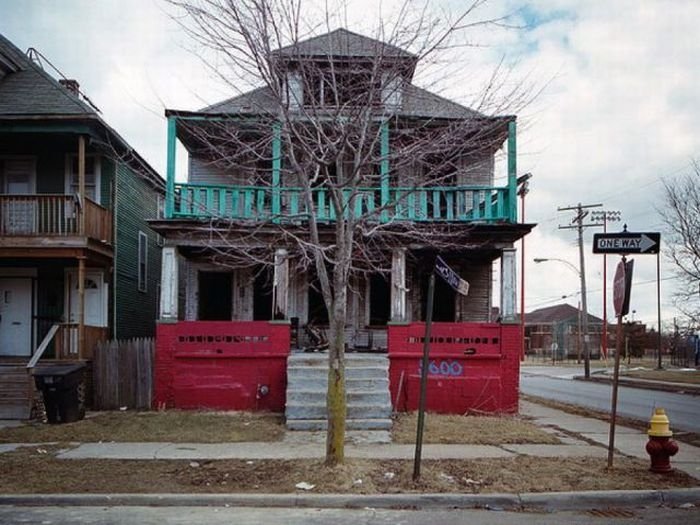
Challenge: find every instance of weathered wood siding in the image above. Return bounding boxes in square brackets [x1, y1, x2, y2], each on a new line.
[93, 338, 154, 409]
[114, 163, 163, 338]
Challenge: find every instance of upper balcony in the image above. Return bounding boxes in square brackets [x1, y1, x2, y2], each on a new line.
[164, 116, 519, 225]
[0, 193, 113, 255]
[171, 183, 515, 223]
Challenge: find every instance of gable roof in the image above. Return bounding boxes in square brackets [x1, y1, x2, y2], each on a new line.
[525, 303, 604, 325]
[0, 34, 96, 117]
[274, 28, 416, 59]
[0, 33, 163, 190]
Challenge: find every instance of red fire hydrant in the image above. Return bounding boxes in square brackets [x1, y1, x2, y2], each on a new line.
[645, 408, 679, 473]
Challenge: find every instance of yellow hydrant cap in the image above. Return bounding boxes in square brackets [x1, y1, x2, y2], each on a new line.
[648, 408, 673, 437]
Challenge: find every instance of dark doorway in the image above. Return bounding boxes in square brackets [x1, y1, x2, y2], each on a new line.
[253, 268, 273, 321]
[369, 274, 390, 326]
[308, 279, 329, 325]
[421, 272, 456, 322]
[198, 271, 232, 320]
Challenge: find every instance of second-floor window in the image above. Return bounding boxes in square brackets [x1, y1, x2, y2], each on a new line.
[65, 155, 101, 204]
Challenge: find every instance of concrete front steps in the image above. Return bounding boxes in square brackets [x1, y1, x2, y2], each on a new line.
[285, 353, 392, 431]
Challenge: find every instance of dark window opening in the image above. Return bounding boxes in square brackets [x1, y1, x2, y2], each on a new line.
[253, 268, 273, 321]
[198, 272, 232, 321]
[308, 278, 329, 325]
[369, 274, 390, 326]
[421, 272, 456, 322]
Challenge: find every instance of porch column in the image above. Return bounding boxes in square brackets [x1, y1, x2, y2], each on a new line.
[78, 256, 86, 359]
[78, 135, 86, 234]
[272, 248, 289, 319]
[165, 116, 176, 219]
[159, 246, 179, 321]
[500, 247, 517, 322]
[390, 248, 407, 322]
[271, 121, 282, 222]
[380, 120, 390, 223]
[507, 119, 517, 222]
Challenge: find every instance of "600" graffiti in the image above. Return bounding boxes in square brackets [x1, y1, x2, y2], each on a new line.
[417, 359, 464, 377]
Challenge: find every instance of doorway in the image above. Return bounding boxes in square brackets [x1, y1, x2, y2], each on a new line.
[253, 268, 273, 321]
[421, 273, 456, 322]
[0, 278, 33, 356]
[65, 270, 107, 327]
[198, 271, 232, 321]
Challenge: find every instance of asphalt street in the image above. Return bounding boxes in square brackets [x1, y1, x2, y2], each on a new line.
[0, 505, 698, 525]
[520, 367, 700, 434]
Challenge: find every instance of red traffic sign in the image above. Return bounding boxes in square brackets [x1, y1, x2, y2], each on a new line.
[613, 259, 634, 317]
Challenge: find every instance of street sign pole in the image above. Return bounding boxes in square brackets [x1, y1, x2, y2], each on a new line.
[656, 251, 663, 370]
[608, 256, 633, 468]
[608, 305, 624, 469]
[413, 272, 435, 482]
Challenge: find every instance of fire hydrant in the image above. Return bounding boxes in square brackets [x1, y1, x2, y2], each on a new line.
[645, 408, 679, 473]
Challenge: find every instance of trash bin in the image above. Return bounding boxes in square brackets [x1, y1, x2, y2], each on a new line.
[33, 363, 86, 424]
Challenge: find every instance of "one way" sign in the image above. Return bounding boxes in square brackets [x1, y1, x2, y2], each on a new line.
[592, 232, 660, 255]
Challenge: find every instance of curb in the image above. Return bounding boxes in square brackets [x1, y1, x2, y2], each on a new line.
[1, 488, 700, 511]
[575, 376, 700, 396]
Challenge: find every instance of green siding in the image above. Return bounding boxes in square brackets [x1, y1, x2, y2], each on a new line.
[113, 162, 163, 339]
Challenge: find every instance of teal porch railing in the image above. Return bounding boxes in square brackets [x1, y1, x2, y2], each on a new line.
[171, 183, 515, 223]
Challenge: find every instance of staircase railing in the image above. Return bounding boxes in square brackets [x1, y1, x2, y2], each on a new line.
[26, 323, 60, 370]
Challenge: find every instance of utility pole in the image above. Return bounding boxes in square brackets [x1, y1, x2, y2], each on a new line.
[559, 202, 602, 379]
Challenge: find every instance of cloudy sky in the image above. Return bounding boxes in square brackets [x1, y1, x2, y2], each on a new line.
[1, 0, 698, 330]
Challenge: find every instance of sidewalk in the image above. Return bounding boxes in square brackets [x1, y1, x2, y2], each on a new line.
[3, 401, 699, 480]
[2, 400, 700, 512]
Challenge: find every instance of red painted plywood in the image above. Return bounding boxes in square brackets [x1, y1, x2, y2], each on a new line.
[389, 323, 520, 414]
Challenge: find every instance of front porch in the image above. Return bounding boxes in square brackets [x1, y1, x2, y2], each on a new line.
[152, 320, 521, 416]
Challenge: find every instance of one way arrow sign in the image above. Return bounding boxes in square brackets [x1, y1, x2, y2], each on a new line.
[592, 232, 660, 255]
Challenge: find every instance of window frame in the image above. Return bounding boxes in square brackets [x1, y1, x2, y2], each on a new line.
[64, 154, 101, 204]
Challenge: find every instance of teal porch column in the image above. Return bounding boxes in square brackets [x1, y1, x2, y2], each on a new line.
[272, 121, 282, 221]
[165, 116, 177, 219]
[380, 120, 390, 222]
[507, 119, 517, 222]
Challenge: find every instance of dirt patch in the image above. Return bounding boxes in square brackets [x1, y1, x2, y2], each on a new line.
[392, 412, 560, 445]
[0, 410, 284, 444]
[522, 394, 700, 448]
[623, 369, 700, 385]
[0, 447, 696, 494]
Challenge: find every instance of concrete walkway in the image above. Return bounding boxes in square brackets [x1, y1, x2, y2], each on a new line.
[2, 400, 697, 480]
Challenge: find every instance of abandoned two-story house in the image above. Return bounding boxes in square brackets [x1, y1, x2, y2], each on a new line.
[151, 29, 533, 427]
[0, 34, 164, 418]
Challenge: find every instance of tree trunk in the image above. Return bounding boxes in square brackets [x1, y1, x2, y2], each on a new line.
[325, 293, 347, 466]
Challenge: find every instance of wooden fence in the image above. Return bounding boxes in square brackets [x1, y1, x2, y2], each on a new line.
[93, 338, 154, 410]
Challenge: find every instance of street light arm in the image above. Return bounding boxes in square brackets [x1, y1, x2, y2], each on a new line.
[533, 257, 580, 276]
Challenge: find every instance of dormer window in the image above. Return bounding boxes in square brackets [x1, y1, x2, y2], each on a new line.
[303, 67, 382, 107]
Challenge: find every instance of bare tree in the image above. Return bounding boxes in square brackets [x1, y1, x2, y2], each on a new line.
[660, 160, 700, 327]
[166, 0, 531, 465]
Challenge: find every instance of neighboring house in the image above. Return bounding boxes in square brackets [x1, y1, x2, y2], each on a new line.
[152, 29, 533, 420]
[524, 303, 604, 360]
[0, 34, 164, 418]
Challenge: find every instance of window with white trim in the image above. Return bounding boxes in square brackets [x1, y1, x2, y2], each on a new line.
[138, 231, 148, 292]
